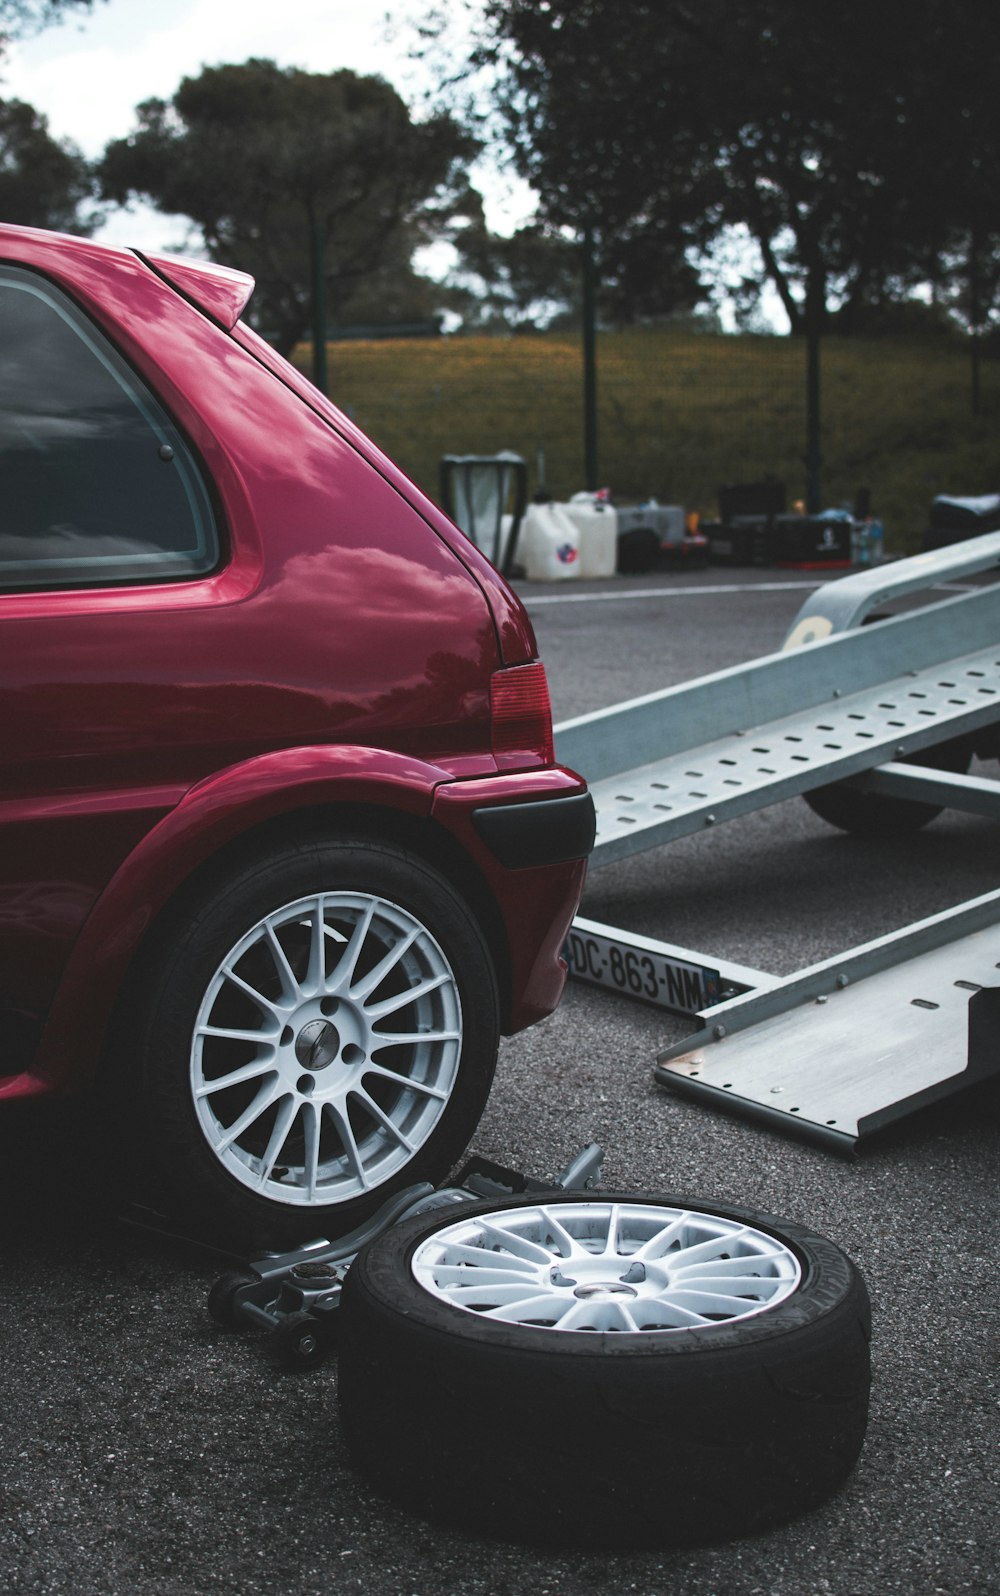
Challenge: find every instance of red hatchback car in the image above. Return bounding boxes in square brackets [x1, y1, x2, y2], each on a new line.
[0, 224, 593, 1243]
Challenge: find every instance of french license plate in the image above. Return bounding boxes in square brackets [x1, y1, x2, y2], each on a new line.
[565, 928, 722, 1015]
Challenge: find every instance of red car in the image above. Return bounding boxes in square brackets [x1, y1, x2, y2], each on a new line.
[0, 224, 593, 1244]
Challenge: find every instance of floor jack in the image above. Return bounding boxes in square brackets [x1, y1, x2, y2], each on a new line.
[206, 1143, 605, 1369]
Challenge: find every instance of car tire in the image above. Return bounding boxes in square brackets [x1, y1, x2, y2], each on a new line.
[804, 734, 972, 836]
[131, 837, 500, 1248]
[338, 1191, 871, 1549]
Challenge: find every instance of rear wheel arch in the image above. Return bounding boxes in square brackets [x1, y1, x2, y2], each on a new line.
[110, 800, 512, 1068]
[34, 778, 512, 1096]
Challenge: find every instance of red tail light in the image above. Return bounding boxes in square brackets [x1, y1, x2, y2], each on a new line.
[490, 663, 555, 768]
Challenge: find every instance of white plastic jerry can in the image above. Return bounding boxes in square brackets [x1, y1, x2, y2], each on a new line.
[564, 497, 618, 578]
[519, 501, 582, 581]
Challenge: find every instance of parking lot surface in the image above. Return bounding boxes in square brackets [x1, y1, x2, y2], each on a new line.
[2, 568, 997, 1595]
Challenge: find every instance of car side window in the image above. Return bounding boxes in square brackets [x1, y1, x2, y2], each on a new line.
[0, 264, 218, 591]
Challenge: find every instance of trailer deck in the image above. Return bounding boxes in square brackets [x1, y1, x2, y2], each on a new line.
[556, 536, 1000, 1148]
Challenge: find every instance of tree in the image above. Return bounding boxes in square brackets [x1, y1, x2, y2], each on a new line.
[451, 213, 703, 331]
[0, 0, 100, 55]
[1, 0, 95, 21]
[449, 213, 580, 329]
[0, 2, 105, 235]
[100, 60, 477, 378]
[472, 0, 998, 325]
[0, 97, 94, 231]
[890, 20, 1000, 412]
[459, 2, 721, 303]
[466, 0, 1000, 501]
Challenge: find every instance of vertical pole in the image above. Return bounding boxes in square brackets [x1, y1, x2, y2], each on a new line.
[804, 267, 823, 513]
[582, 222, 598, 490]
[310, 206, 328, 396]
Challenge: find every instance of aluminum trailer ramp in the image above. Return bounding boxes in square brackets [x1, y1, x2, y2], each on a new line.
[556, 579, 1000, 867]
[555, 539, 1000, 1146]
[654, 893, 1000, 1153]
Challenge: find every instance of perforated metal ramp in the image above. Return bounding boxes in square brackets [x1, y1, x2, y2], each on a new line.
[556, 582, 1000, 865]
[588, 641, 1000, 860]
[553, 542, 1000, 1146]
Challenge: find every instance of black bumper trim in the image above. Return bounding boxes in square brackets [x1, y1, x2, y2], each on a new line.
[471, 791, 596, 869]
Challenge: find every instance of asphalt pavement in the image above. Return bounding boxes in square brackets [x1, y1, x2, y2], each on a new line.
[2, 567, 997, 1596]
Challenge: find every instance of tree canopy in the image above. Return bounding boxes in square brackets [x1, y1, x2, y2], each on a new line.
[100, 59, 477, 356]
[0, 97, 94, 231]
[468, 0, 1000, 336]
[0, 0, 95, 21]
[452, 211, 707, 330]
[0, 0, 99, 54]
[0, 1, 103, 234]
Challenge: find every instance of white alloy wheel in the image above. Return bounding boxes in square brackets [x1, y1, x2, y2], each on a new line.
[190, 890, 462, 1207]
[410, 1199, 802, 1332]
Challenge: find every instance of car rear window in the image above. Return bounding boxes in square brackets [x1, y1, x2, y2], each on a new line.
[0, 264, 218, 590]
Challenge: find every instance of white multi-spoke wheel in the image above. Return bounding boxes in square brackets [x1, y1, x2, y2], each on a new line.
[339, 1191, 871, 1549]
[410, 1200, 802, 1332]
[191, 890, 463, 1207]
[134, 839, 499, 1246]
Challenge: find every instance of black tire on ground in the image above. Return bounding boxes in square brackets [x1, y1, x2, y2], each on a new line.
[804, 734, 972, 836]
[338, 1191, 871, 1550]
[131, 837, 500, 1249]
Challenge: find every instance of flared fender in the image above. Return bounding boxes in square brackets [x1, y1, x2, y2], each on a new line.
[33, 744, 460, 1090]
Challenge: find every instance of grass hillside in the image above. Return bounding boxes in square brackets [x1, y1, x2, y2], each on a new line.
[292, 328, 999, 553]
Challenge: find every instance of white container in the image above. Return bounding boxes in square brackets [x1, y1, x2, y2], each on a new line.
[518, 501, 581, 581]
[562, 498, 618, 577]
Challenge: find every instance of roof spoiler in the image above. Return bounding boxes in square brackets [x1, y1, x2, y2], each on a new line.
[137, 250, 254, 329]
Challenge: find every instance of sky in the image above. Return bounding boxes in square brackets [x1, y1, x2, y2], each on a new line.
[0, 0, 535, 255]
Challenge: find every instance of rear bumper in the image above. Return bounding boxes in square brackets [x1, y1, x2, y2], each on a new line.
[471, 790, 596, 868]
[432, 768, 593, 1034]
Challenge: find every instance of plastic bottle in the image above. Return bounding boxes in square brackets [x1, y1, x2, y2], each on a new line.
[867, 518, 884, 563]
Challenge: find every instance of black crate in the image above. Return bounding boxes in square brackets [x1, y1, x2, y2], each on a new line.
[772, 514, 852, 568]
[704, 517, 774, 566]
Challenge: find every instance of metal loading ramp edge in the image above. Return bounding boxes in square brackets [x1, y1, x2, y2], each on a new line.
[557, 581, 1000, 864]
[585, 642, 1000, 860]
[653, 907, 1000, 1153]
[553, 540, 1000, 1145]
